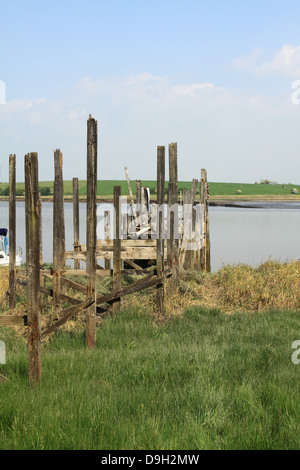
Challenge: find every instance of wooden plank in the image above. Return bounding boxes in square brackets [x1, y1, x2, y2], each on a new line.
[73, 178, 80, 270]
[113, 186, 122, 314]
[156, 146, 165, 314]
[0, 374, 10, 383]
[0, 316, 26, 326]
[9, 154, 16, 309]
[59, 269, 153, 277]
[86, 115, 98, 348]
[96, 273, 166, 307]
[124, 259, 143, 270]
[66, 247, 157, 260]
[41, 298, 95, 341]
[25, 152, 41, 384]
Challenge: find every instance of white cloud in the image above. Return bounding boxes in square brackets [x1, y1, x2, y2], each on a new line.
[234, 45, 300, 78]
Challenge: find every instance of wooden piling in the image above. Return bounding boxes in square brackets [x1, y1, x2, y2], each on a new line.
[73, 178, 80, 270]
[113, 186, 122, 314]
[156, 146, 165, 313]
[53, 149, 65, 304]
[38, 193, 43, 267]
[86, 115, 98, 348]
[167, 143, 179, 292]
[200, 169, 206, 271]
[25, 153, 41, 384]
[9, 154, 16, 309]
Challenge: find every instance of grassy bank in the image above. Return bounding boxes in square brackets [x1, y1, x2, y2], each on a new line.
[1, 180, 300, 200]
[0, 262, 299, 450]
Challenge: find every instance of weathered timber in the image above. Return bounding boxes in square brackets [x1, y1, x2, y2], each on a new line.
[25, 152, 41, 384]
[156, 146, 165, 314]
[86, 115, 98, 348]
[41, 298, 95, 341]
[167, 143, 179, 292]
[73, 178, 80, 270]
[53, 149, 65, 304]
[0, 316, 27, 326]
[113, 186, 122, 314]
[9, 154, 16, 309]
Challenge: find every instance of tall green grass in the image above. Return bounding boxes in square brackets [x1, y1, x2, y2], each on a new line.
[0, 307, 299, 450]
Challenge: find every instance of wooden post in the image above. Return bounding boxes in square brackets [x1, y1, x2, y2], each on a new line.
[205, 172, 211, 272]
[136, 179, 142, 229]
[9, 154, 16, 309]
[38, 193, 43, 267]
[104, 210, 111, 270]
[25, 153, 41, 384]
[86, 115, 98, 348]
[167, 143, 179, 292]
[53, 150, 65, 304]
[183, 190, 193, 270]
[156, 146, 165, 314]
[113, 186, 122, 314]
[124, 167, 136, 219]
[73, 178, 80, 270]
[200, 169, 206, 271]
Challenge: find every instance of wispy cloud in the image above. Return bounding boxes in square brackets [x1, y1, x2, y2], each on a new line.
[234, 44, 300, 78]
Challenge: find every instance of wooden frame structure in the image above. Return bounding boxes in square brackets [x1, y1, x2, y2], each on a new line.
[0, 116, 210, 384]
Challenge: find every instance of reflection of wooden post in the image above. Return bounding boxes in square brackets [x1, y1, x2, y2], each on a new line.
[25, 153, 41, 384]
[113, 186, 121, 314]
[104, 210, 111, 270]
[53, 150, 64, 304]
[86, 116, 98, 348]
[156, 146, 165, 314]
[9, 154, 16, 309]
[167, 143, 179, 292]
[73, 178, 80, 270]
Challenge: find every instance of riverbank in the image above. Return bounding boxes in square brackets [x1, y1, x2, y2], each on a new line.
[0, 261, 299, 449]
[1, 194, 300, 205]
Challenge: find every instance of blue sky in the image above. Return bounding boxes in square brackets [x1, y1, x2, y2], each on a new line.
[1, 0, 300, 183]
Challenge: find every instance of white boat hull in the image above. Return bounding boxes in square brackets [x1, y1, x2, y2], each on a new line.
[0, 251, 22, 267]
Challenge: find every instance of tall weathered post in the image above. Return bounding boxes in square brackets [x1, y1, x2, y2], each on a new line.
[156, 146, 165, 314]
[113, 186, 122, 314]
[9, 154, 16, 309]
[200, 169, 211, 272]
[86, 115, 98, 348]
[25, 153, 41, 384]
[167, 143, 179, 292]
[53, 150, 65, 304]
[73, 178, 80, 270]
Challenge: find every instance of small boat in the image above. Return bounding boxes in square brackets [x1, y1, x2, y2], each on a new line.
[0, 228, 22, 267]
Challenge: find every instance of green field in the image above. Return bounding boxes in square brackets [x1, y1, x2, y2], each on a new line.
[0, 180, 300, 198]
[0, 307, 299, 450]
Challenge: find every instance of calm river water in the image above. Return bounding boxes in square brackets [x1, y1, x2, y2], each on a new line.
[0, 201, 299, 272]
